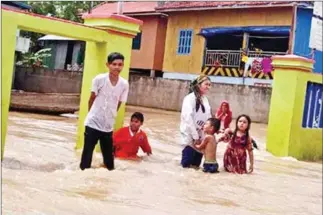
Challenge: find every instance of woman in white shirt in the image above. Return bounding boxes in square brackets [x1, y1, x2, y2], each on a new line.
[180, 75, 212, 168]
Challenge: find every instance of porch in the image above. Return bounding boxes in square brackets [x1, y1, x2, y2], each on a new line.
[199, 26, 290, 83]
[203, 49, 285, 79]
[204, 49, 285, 68]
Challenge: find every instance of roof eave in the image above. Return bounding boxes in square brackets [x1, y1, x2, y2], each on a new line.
[125, 12, 168, 17]
[84, 11, 168, 17]
[156, 4, 296, 13]
[11, 1, 31, 10]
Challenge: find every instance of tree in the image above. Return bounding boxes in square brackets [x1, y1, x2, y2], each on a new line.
[20, 1, 105, 53]
[28, 1, 105, 23]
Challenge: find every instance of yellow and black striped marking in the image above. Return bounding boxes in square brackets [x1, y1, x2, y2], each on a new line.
[201, 66, 274, 80]
[249, 71, 274, 79]
[202, 67, 243, 77]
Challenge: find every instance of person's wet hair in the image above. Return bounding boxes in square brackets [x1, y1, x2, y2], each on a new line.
[131, 112, 144, 123]
[207, 118, 221, 133]
[232, 114, 251, 146]
[189, 75, 211, 113]
[107, 52, 124, 64]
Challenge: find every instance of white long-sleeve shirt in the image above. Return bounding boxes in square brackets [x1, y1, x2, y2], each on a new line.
[180, 92, 212, 146]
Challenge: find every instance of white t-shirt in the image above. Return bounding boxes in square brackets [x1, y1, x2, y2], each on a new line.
[180, 92, 212, 146]
[84, 73, 129, 132]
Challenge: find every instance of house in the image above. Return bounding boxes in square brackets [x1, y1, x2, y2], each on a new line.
[38, 35, 84, 71]
[2, 1, 32, 89]
[88, 1, 168, 77]
[2, 1, 32, 53]
[293, 4, 322, 75]
[155, 1, 321, 85]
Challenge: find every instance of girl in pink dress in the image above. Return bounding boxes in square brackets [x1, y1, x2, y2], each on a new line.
[223, 114, 254, 174]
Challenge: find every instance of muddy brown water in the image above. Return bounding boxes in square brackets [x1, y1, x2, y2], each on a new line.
[2, 106, 322, 215]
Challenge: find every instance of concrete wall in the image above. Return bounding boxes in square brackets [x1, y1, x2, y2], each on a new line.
[128, 75, 272, 123]
[14, 66, 82, 93]
[12, 69, 271, 123]
[10, 91, 80, 114]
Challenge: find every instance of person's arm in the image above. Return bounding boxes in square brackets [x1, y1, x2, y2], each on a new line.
[88, 76, 100, 111]
[140, 134, 152, 155]
[195, 136, 210, 150]
[247, 137, 254, 173]
[222, 128, 233, 143]
[181, 95, 199, 140]
[215, 111, 224, 119]
[224, 128, 233, 136]
[88, 92, 96, 111]
[216, 133, 226, 142]
[224, 112, 232, 128]
[118, 82, 129, 112]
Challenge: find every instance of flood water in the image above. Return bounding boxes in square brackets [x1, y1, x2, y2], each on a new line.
[2, 106, 322, 215]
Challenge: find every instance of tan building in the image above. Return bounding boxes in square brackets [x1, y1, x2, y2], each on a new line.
[91, 2, 168, 77]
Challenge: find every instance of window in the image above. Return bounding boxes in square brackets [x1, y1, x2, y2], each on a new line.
[177, 29, 193, 55]
[302, 81, 323, 128]
[132, 32, 142, 50]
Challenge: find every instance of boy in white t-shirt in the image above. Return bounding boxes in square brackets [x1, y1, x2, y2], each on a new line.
[80, 52, 129, 171]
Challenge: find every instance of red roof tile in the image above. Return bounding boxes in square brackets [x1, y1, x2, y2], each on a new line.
[156, 1, 296, 11]
[89, 1, 158, 15]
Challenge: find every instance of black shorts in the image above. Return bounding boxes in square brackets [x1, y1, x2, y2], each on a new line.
[203, 162, 219, 173]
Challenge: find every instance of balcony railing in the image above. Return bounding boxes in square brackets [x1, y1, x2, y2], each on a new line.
[204, 49, 286, 67]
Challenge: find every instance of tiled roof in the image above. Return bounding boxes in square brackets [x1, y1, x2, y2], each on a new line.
[156, 1, 298, 11]
[89, 1, 158, 15]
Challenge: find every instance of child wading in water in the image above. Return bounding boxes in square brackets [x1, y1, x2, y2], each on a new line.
[223, 114, 254, 174]
[113, 112, 152, 160]
[194, 118, 221, 173]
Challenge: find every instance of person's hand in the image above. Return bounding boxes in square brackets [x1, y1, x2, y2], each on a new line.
[193, 139, 201, 145]
[217, 133, 225, 142]
[248, 164, 254, 173]
[224, 128, 230, 135]
[223, 129, 231, 140]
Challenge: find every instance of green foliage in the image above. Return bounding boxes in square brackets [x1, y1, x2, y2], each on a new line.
[17, 48, 52, 68]
[28, 1, 105, 23]
[20, 1, 105, 52]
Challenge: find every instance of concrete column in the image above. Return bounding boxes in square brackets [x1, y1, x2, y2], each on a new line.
[1, 17, 18, 160]
[266, 55, 322, 161]
[150, 69, 156, 78]
[242, 32, 249, 50]
[75, 13, 143, 150]
[75, 41, 107, 150]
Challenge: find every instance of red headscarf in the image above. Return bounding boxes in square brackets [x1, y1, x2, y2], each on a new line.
[215, 101, 232, 129]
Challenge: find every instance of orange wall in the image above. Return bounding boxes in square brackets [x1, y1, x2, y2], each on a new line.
[153, 16, 167, 71]
[162, 7, 293, 74]
[131, 15, 167, 71]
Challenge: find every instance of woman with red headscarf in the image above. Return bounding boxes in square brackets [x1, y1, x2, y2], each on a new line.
[216, 101, 259, 149]
[215, 101, 232, 131]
